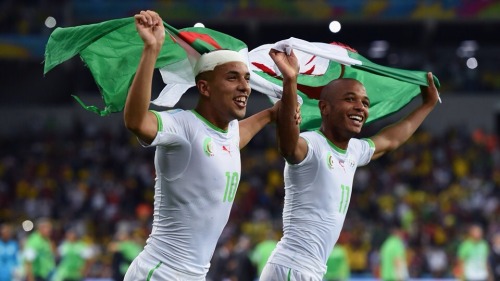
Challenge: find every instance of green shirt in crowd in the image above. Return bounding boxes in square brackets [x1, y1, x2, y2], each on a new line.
[250, 239, 277, 276]
[380, 235, 408, 281]
[53, 240, 93, 281]
[324, 244, 350, 281]
[457, 239, 489, 280]
[24, 231, 56, 279]
[118, 240, 143, 275]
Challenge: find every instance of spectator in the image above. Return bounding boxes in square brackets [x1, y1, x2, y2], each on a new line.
[490, 232, 500, 281]
[0, 223, 21, 281]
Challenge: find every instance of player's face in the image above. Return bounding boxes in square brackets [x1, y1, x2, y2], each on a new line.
[325, 80, 369, 136]
[208, 62, 251, 122]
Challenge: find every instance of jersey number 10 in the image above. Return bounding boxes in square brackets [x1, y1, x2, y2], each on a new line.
[223, 172, 240, 202]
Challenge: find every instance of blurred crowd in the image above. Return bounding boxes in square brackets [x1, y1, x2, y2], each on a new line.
[1, 115, 500, 280]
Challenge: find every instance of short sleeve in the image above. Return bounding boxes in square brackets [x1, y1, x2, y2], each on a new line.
[287, 134, 313, 166]
[353, 138, 375, 167]
[141, 109, 189, 147]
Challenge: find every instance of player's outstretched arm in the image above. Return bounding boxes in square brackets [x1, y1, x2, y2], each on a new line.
[269, 49, 308, 164]
[239, 103, 277, 149]
[239, 101, 300, 149]
[124, 10, 165, 144]
[370, 72, 439, 160]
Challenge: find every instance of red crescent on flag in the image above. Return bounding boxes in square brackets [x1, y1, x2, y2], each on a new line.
[178, 31, 222, 49]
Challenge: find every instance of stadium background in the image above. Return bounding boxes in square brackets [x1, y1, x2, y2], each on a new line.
[1, 0, 499, 280]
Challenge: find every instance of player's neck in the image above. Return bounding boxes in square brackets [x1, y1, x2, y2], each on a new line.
[319, 127, 350, 150]
[194, 104, 230, 131]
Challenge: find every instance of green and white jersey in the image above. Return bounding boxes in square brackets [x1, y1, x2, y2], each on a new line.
[23, 232, 55, 279]
[53, 241, 93, 281]
[380, 235, 408, 280]
[142, 109, 241, 277]
[270, 131, 374, 277]
[458, 239, 489, 280]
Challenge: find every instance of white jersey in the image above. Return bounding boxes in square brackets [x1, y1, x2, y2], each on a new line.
[140, 109, 241, 277]
[269, 130, 374, 278]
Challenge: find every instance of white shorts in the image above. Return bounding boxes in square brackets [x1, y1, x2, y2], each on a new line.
[124, 250, 206, 281]
[259, 263, 322, 281]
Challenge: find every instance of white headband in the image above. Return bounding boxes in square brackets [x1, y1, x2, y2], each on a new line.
[193, 50, 247, 76]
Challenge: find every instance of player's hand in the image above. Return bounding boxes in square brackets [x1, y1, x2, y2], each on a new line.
[269, 48, 299, 80]
[134, 10, 165, 49]
[420, 72, 440, 107]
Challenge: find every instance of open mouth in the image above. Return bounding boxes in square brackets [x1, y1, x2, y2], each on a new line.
[348, 114, 364, 124]
[234, 96, 247, 108]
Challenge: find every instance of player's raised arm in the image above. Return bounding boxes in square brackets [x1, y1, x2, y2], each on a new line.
[370, 72, 439, 160]
[124, 10, 165, 144]
[269, 49, 308, 164]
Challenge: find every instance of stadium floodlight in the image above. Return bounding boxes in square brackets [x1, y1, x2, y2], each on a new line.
[45, 16, 57, 28]
[457, 40, 479, 58]
[466, 57, 478, 69]
[22, 220, 34, 232]
[329, 20, 341, 33]
[368, 40, 390, 59]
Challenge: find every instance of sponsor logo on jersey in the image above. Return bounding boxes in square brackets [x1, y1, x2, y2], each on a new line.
[339, 156, 356, 172]
[203, 137, 214, 156]
[222, 145, 231, 155]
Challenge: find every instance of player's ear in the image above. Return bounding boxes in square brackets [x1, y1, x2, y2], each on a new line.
[196, 80, 210, 98]
[318, 100, 329, 116]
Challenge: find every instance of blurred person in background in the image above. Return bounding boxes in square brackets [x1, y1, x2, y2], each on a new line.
[250, 230, 278, 278]
[52, 228, 94, 281]
[122, 10, 288, 281]
[344, 232, 370, 274]
[109, 228, 143, 281]
[379, 223, 408, 281]
[423, 238, 448, 278]
[0, 223, 21, 281]
[454, 224, 491, 281]
[260, 44, 438, 280]
[490, 232, 500, 281]
[324, 243, 350, 281]
[23, 218, 56, 281]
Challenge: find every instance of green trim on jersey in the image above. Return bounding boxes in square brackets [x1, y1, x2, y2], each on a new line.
[287, 268, 292, 281]
[315, 130, 346, 154]
[150, 110, 163, 132]
[362, 138, 375, 149]
[190, 110, 228, 133]
[146, 262, 162, 281]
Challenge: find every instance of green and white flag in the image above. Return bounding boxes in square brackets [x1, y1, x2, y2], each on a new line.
[44, 17, 248, 116]
[248, 37, 440, 131]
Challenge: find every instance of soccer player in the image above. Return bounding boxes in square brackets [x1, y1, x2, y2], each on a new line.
[122, 10, 290, 280]
[259, 49, 439, 280]
[24, 218, 56, 281]
[52, 228, 94, 281]
[379, 224, 408, 281]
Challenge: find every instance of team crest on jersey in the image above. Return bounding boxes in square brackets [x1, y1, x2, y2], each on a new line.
[326, 152, 334, 169]
[203, 137, 214, 157]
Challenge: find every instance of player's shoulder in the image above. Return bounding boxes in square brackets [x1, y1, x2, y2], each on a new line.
[348, 137, 375, 150]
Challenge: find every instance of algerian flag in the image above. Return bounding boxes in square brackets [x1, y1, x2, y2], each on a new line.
[248, 37, 440, 130]
[44, 17, 248, 116]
